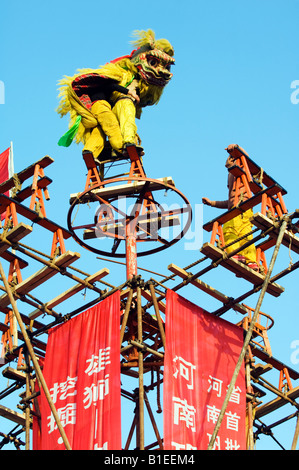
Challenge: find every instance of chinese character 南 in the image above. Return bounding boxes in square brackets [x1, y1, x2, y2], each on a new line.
[173, 356, 196, 390]
[207, 376, 223, 398]
[85, 347, 111, 376]
[173, 396, 196, 432]
[206, 404, 220, 424]
[83, 374, 109, 409]
[50, 376, 78, 403]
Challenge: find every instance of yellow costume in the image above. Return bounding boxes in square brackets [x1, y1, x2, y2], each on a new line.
[56, 29, 175, 159]
[222, 209, 256, 265]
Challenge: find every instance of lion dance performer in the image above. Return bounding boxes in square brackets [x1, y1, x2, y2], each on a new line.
[57, 29, 174, 161]
[202, 145, 259, 272]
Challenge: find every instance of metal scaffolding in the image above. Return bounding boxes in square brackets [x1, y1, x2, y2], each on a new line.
[0, 144, 299, 450]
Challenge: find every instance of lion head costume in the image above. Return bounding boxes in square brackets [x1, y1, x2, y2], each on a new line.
[57, 29, 174, 158]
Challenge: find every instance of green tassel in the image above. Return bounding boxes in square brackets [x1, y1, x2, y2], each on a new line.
[58, 116, 82, 147]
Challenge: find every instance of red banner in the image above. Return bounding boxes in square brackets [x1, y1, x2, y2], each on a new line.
[0, 147, 13, 220]
[36, 292, 121, 450]
[0, 147, 12, 186]
[164, 290, 246, 450]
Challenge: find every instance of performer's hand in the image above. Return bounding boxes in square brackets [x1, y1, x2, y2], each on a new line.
[202, 197, 212, 206]
[128, 90, 140, 103]
[225, 155, 235, 168]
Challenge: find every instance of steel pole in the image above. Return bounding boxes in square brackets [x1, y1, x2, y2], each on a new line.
[136, 286, 144, 449]
[126, 233, 138, 280]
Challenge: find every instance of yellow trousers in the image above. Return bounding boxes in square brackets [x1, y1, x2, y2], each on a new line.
[222, 209, 257, 264]
[83, 100, 123, 157]
[113, 98, 137, 146]
[83, 99, 137, 158]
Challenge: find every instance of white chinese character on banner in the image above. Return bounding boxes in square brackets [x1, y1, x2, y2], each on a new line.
[224, 438, 241, 450]
[59, 376, 78, 400]
[207, 376, 223, 397]
[225, 411, 240, 431]
[50, 382, 60, 404]
[228, 385, 242, 404]
[47, 403, 76, 434]
[83, 374, 109, 409]
[173, 356, 196, 390]
[173, 397, 196, 432]
[85, 347, 111, 376]
[94, 441, 108, 450]
[206, 404, 221, 424]
[207, 433, 221, 450]
[171, 441, 197, 450]
[50, 376, 78, 403]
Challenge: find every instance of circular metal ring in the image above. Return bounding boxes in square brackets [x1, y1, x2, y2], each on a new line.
[67, 175, 192, 258]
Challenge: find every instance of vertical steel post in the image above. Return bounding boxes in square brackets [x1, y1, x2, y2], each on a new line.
[148, 282, 166, 349]
[245, 352, 255, 449]
[120, 288, 134, 347]
[126, 232, 138, 280]
[136, 286, 144, 449]
[291, 413, 299, 450]
[24, 350, 31, 450]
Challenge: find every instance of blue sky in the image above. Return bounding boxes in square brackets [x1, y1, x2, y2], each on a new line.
[0, 0, 299, 450]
